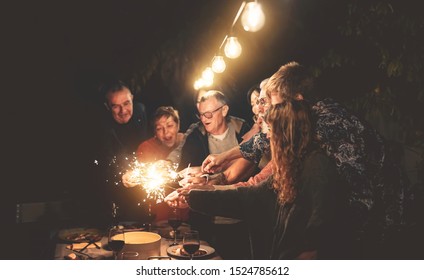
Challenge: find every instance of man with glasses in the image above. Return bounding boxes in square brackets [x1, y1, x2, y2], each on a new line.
[177, 90, 251, 259]
[178, 90, 251, 171]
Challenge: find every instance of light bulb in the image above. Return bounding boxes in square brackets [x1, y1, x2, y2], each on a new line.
[241, 2, 265, 32]
[202, 67, 214, 81]
[194, 79, 204, 90]
[203, 76, 213, 87]
[211, 55, 226, 73]
[224, 37, 242, 59]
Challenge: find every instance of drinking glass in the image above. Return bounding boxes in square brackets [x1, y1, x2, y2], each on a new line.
[182, 230, 200, 260]
[168, 206, 182, 246]
[108, 226, 125, 260]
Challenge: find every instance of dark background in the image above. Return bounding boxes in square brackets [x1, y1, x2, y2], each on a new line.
[4, 1, 423, 258]
[7, 0, 348, 204]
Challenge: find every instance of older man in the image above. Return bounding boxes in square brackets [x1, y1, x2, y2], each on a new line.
[94, 80, 151, 224]
[178, 90, 251, 170]
[177, 90, 251, 259]
[100, 80, 150, 160]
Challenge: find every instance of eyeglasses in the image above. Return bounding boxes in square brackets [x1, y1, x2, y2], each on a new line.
[256, 97, 268, 106]
[196, 105, 225, 119]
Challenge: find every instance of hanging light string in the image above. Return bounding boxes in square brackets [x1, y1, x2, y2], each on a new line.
[231, 1, 247, 29]
[194, 1, 265, 90]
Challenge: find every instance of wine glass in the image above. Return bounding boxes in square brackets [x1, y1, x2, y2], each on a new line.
[182, 230, 200, 260]
[168, 206, 182, 246]
[108, 226, 125, 260]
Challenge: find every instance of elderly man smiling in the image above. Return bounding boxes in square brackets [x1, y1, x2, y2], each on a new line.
[177, 90, 251, 260]
[178, 90, 251, 170]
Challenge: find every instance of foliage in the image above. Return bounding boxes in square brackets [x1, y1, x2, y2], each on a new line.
[311, 0, 424, 146]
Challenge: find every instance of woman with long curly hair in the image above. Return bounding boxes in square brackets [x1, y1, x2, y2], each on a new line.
[165, 101, 354, 259]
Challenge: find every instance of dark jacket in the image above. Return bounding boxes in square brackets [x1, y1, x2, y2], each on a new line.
[188, 151, 354, 259]
[100, 102, 150, 162]
[179, 116, 251, 170]
[94, 102, 152, 223]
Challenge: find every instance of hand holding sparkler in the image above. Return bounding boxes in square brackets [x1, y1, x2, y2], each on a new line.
[164, 190, 189, 208]
[164, 183, 216, 208]
[122, 170, 140, 188]
[177, 165, 208, 187]
[178, 165, 203, 179]
[121, 159, 179, 203]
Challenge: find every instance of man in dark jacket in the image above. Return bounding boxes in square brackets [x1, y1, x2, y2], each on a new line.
[179, 90, 251, 170]
[94, 80, 151, 224]
[178, 90, 252, 259]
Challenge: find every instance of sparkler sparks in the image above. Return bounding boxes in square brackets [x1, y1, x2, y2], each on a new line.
[124, 160, 179, 203]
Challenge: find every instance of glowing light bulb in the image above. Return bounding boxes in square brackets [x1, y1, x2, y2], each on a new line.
[241, 2, 265, 32]
[203, 76, 213, 87]
[202, 67, 214, 81]
[194, 79, 204, 90]
[224, 37, 242, 59]
[211, 55, 226, 73]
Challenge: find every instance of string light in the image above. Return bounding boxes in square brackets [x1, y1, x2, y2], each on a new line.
[211, 55, 226, 73]
[241, 1, 265, 32]
[193, 1, 265, 90]
[202, 67, 214, 81]
[224, 36, 242, 59]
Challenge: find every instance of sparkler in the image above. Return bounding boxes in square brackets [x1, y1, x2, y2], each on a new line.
[124, 159, 179, 203]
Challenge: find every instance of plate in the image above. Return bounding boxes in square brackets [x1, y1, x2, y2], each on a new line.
[167, 244, 215, 259]
[119, 221, 146, 231]
[58, 228, 103, 243]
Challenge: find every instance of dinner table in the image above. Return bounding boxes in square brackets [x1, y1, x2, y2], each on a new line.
[53, 221, 221, 260]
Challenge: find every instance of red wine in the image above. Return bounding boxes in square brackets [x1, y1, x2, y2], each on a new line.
[168, 218, 182, 230]
[183, 242, 200, 255]
[109, 240, 125, 252]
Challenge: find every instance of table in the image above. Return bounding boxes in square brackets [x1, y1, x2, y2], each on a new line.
[54, 228, 221, 260]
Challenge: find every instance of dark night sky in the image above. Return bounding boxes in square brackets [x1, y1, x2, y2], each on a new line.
[6, 0, 346, 202]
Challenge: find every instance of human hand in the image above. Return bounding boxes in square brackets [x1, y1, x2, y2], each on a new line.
[178, 166, 202, 179]
[201, 153, 227, 173]
[122, 170, 139, 188]
[178, 175, 207, 188]
[164, 190, 189, 208]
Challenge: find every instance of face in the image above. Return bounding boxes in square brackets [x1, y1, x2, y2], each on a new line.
[155, 116, 179, 148]
[197, 97, 228, 135]
[250, 90, 260, 116]
[258, 89, 270, 114]
[106, 88, 134, 124]
[257, 89, 271, 134]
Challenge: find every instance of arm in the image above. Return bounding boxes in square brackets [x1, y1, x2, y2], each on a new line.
[187, 179, 271, 220]
[222, 158, 257, 184]
[201, 146, 243, 173]
[239, 132, 270, 164]
[234, 160, 273, 187]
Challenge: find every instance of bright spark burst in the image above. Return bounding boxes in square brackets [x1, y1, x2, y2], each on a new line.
[125, 160, 179, 203]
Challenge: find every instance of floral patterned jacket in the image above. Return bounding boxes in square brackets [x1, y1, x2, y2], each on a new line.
[239, 98, 408, 236]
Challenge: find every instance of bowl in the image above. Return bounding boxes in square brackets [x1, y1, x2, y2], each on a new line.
[116, 231, 161, 259]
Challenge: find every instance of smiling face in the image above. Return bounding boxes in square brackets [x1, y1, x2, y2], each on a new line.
[155, 115, 179, 148]
[106, 88, 134, 124]
[257, 89, 271, 133]
[197, 96, 228, 135]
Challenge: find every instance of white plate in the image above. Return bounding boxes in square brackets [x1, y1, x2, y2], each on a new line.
[167, 244, 215, 259]
[58, 228, 102, 243]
